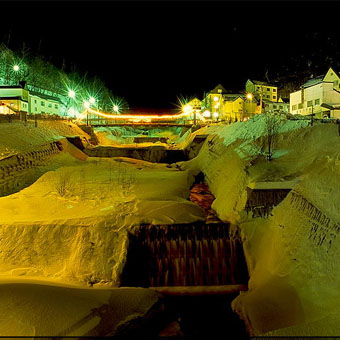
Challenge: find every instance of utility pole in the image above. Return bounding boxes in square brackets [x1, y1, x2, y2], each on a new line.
[260, 86, 263, 113]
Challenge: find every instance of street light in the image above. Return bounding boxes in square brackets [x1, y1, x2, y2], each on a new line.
[246, 93, 253, 101]
[68, 90, 75, 99]
[13, 65, 20, 72]
[83, 101, 90, 109]
[113, 105, 119, 113]
[89, 97, 96, 104]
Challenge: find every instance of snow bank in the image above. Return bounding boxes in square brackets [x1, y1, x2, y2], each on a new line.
[0, 283, 161, 336]
[0, 120, 90, 159]
[0, 158, 203, 284]
[183, 116, 340, 335]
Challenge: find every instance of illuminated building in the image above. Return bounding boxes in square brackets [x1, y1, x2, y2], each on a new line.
[290, 67, 340, 118]
[0, 82, 29, 118]
[246, 79, 278, 104]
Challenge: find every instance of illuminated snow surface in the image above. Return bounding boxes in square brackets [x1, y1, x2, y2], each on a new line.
[0, 116, 339, 336]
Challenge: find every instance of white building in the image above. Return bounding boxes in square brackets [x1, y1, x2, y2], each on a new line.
[0, 83, 29, 115]
[0, 83, 67, 116]
[290, 67, 340, 118]
[29, 91, 65, 116]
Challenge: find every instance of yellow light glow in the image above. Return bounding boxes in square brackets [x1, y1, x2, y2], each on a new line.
[213, 112, 219, 118]
[182, 104, 193, 114]
[213, 96, 219, 102]
[77, 107, 206, 123]
[247, 93, 253, 100]
[202, 110, 211, 118]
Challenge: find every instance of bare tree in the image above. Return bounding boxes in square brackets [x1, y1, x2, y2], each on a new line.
[264, 113, 282, 161]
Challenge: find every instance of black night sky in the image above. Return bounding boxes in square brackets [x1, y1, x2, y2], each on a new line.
[2, 1, 340, 109]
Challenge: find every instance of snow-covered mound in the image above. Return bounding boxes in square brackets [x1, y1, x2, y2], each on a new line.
[0, 120, 90, 159]
[0, 283, 161, 336]
[0, 158, 204, 285]
[181, 115, 340, 336]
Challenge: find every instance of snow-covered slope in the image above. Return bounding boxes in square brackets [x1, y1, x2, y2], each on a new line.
[181, 115, 340, 336]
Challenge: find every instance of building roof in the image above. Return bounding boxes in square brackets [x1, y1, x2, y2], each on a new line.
[210, 84, 228, 94]
[302, 75, 324, 88]
[248, 79, 277, 87]
[278, 97, 290, 103]
[223, 93, 244, 101]
[0, 85, 23, 89]
[29, 91, 63, 104]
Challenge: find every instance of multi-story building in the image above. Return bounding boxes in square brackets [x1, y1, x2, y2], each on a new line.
[246, 79, 278, 103]
[0, 82, 67, 117]
[0, 82, 29, 116]
[290, 67, 340, 118]
[29, 91, 65, 116]
[202, 84, 258, 122]
[263, 97, 290, 114]
[222, 94, 257, 122]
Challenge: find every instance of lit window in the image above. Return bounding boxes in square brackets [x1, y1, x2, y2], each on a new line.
[315, 98, 320, 105]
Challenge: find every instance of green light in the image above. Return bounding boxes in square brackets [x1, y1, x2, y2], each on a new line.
[113, 105, 119, 113]
[83, 101, 90, 109]
[68, 90, 76, 98]
[89, 97, 96, 104]
[13, 65, 19, 72]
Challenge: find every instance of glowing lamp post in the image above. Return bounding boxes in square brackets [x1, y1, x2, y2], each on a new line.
[13, 65, 20, 86]
[84, 101, 90, 125]
[89, 97, 96, 105]
[113, 105, 119, 113]
[183, 104, 195, 125]
[68, 90, 76, 99]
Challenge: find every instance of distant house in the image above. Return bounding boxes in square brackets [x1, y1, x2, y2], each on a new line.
[263, 97, 290, 114]
[290, 67, 340, 118]
[0, 82, 29, 116]
[246, 79, 279, 103]
[222, 94, 258, 122]
[202, 84, 258, 122]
